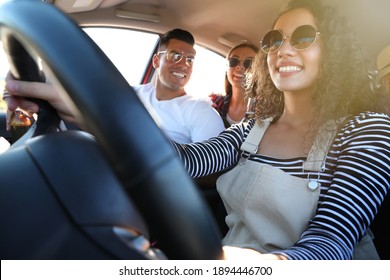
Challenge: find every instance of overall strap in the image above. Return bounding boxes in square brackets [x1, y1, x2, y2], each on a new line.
[240, 118, 272, 154]
[240, 118, 346, 171]
[303, 118, 346, 171]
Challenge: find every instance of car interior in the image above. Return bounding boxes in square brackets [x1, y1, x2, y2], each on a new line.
[0, 0, 389, 260]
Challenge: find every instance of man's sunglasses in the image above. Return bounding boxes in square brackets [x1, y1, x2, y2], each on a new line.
[158, 49, 195, 66]
[228, 57, 253, 69]
[260, 25, 321, 54]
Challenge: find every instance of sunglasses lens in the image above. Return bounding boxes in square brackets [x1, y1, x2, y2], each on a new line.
[165, 51, 183, 63]
[291, 25, 317, 50]
[261, 30, 283, 53]
[243, 59, 253, 69]
[261, 25, 318, 53]
[186, 56, 195, 65]
[228, 58, 253, 69]
[165, 50, 194, 66]
[228, 57, 239, 67]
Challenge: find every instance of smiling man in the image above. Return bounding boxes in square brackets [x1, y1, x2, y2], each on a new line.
[133, 29, 225, 143]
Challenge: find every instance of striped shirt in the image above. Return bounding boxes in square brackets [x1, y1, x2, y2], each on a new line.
[173, 111, 390, 259]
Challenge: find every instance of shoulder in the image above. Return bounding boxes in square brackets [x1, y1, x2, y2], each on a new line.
[209, 92, 229, 115]
[341, 112, 390, 131]
[209, 92, 228, 105]
[132, 83, 154, 94]
[180, 95, 213, 108]
[209, 92, 224, 102]
[337, 112, 390, 146]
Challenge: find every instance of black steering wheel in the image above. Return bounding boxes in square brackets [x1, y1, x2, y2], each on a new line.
[0, 0, 222, 259]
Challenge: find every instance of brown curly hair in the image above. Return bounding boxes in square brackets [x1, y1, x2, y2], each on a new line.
[249, 0, 387, 138]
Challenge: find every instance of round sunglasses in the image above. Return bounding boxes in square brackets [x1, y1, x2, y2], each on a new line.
[260, 25, 321, 54]
[228, 57, 253, 69]
[158, 49, 196, 66]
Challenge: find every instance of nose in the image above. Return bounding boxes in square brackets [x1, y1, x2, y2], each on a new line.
[277, 36, 296, 56]
[185, 59, 193, 68]
[173, 57, 188, 69]
[178, 57, 193, 68]
[235, 61, 245, 69]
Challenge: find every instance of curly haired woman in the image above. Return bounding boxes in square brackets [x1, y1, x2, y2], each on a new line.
[173, 0, 390, 259]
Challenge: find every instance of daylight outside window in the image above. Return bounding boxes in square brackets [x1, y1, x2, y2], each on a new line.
[0, 28, 227, 112]
[83, 27, 226, 99]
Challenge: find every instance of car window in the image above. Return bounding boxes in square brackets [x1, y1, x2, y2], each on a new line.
[83, 27, 159, 87]
[187, 45, 226, 98]
[84, 27, 226, 99]
[0, 27, 227, 113]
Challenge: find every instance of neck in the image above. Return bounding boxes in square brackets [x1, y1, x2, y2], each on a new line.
[226, 85, 248, 122]
[155, 82, 186, 101]
[230, 85, 247, 107]
[278, 90, 314, 127]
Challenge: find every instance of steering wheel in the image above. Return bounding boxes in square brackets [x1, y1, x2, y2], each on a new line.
[0, 0, 222, 259]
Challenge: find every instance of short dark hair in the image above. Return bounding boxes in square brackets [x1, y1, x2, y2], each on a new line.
[158, 28, 195, 50]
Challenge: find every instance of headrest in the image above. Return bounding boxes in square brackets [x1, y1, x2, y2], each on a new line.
[377, 44, 390, 79]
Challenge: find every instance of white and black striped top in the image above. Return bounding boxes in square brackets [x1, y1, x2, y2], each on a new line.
[173, 112, 390, 259]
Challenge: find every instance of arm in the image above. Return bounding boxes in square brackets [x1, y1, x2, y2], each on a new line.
[172, 120, 255, 178]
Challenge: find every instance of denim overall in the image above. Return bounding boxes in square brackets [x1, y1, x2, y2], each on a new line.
[217, 119, 379, 259]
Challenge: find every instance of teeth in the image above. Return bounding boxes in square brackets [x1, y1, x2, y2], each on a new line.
[172, 72, 185, 78]
[279, 66, 302, 72]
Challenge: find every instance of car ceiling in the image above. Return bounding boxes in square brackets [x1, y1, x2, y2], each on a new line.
[51, 0, 390, 61]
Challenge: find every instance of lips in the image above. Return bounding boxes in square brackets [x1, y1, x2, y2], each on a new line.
[232, 72, 246, 82]
[234, 73, 245, 78]
[277, 60, 303, 73]
[171, 71, 186, 79]
[278, 65, 302, 73]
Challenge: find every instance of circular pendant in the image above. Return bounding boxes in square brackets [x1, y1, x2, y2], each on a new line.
[308, 180, 319, 191]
